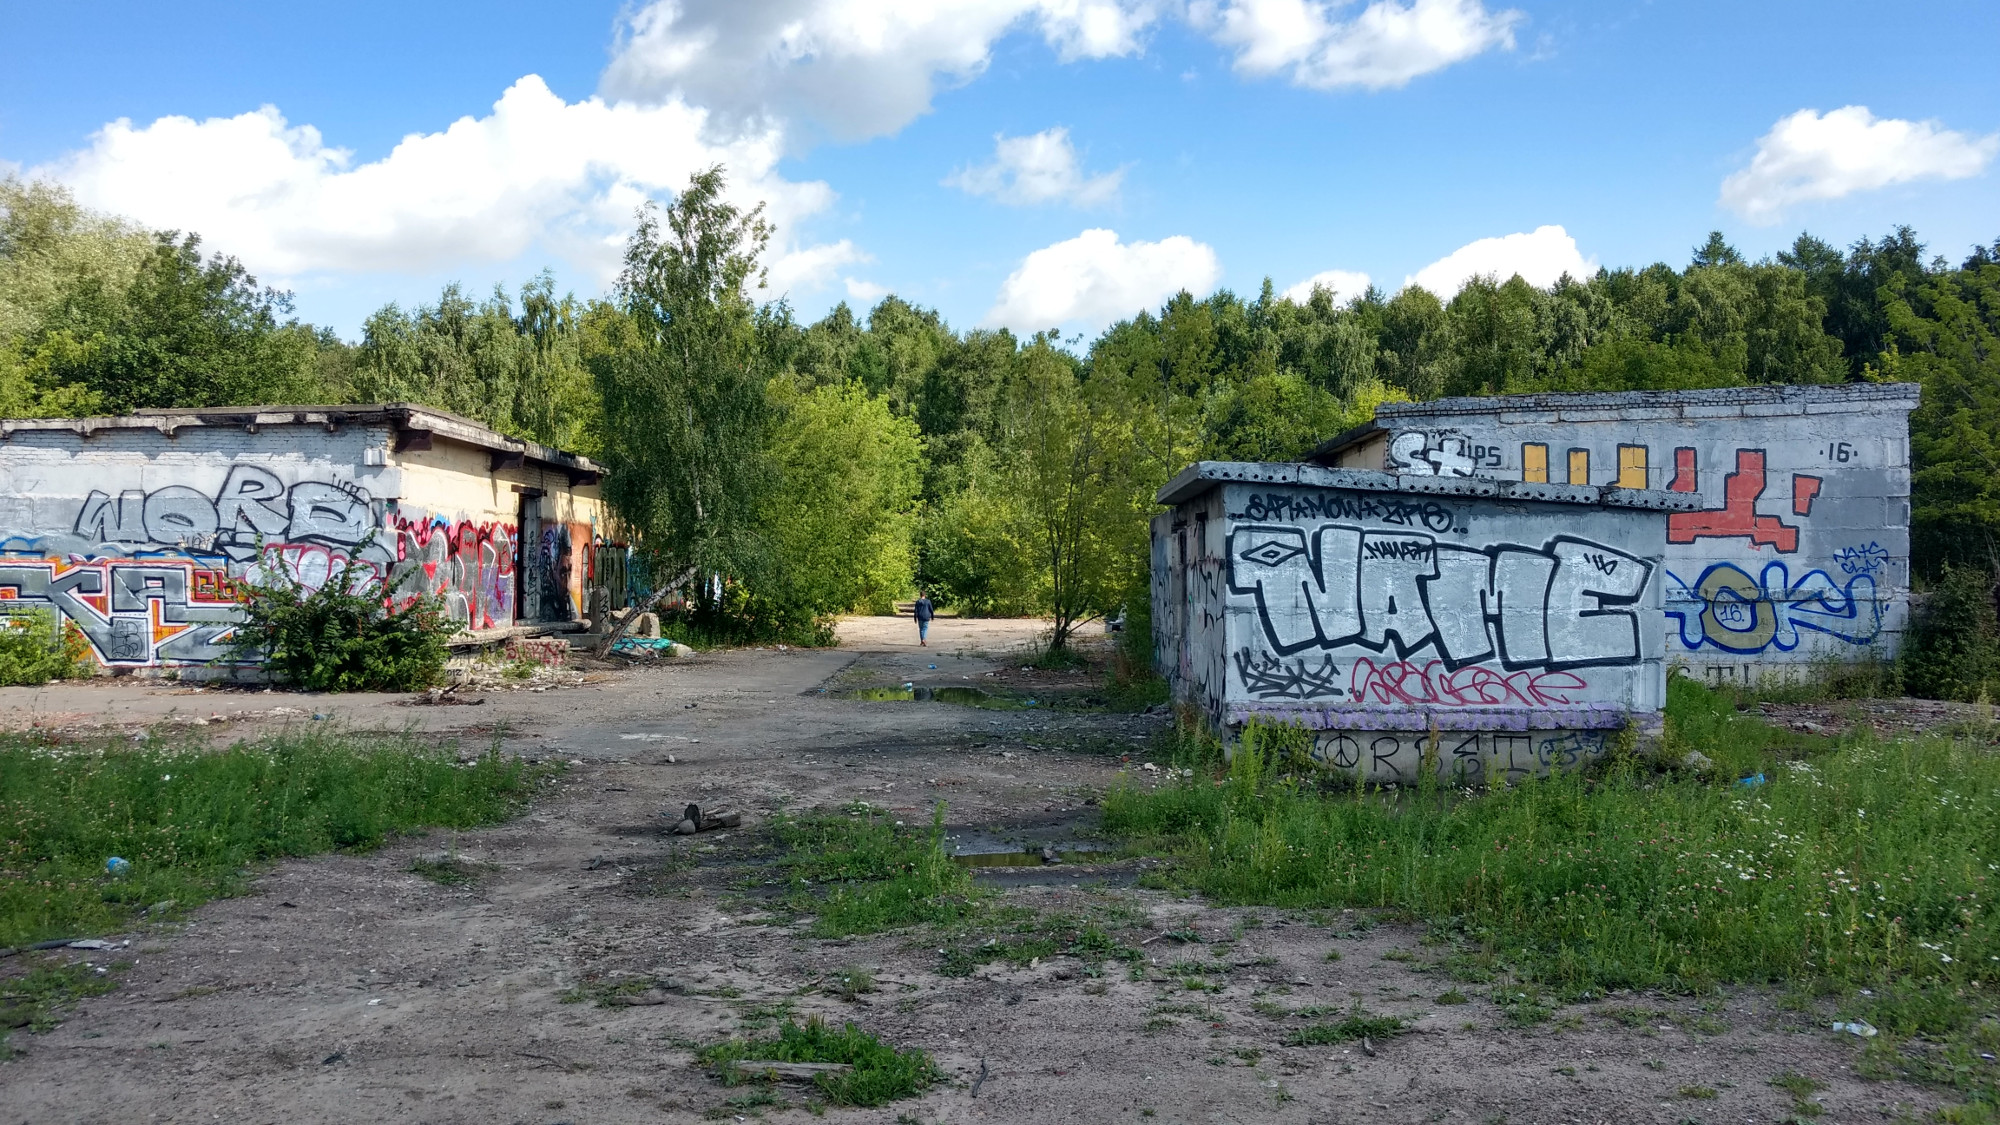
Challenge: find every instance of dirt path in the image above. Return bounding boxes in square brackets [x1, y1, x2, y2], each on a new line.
[2, 618, 1946, 1123]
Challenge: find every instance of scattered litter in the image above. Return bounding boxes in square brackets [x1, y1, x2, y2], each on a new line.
[665, 754, 678, 764]
[1360, 1036, 1376, 1057]
[367, 998, 382, 1006]
[972, 1057, 989, 1097]
[1141, 762, 1159, 772]
[322, 1052, 344, 1065]
[66, 938, 118, 951]
[104, 856, 131, 877]
[928, 664, 937, 670]
[311, 713, 326, 721]
[1736, 773, 1767, 788]
[1832, 1020, 1878, 1037]
[611, 636, 679, 656]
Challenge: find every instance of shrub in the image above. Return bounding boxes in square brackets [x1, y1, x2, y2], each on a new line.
[230, 550, 454, 691]
[1900, 565, 2000, 702]
[0, 609, 91, 686]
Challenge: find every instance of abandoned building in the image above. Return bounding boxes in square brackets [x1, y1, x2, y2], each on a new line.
[1310, 383, 1920, 685]
[1152, 461, 1700, 784]
[0, 404, 607, 673]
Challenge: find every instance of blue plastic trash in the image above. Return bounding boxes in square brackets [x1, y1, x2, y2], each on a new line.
[105, 856, 131, 877]
[1736, 773, 1767, 788]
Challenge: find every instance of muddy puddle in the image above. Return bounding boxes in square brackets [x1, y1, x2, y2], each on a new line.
[843, 685, 1034, 709]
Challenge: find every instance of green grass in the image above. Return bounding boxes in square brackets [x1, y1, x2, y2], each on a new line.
[0, 729, 544, 948]
[772, 803, 978, 938]
[0, 728, 546, 1051]
[1281, 1011, 1406, 1046]
[698, 1016, 943, 1106]
[1103, 675, 2000, 1097]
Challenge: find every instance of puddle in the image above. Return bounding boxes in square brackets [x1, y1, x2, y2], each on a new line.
[950, 843, 1107, 868]
[844, 686, 1030, 709]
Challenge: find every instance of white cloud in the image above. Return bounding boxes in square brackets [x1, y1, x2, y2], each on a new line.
[1720, 105, 2000, 225]
[765, 238, 869, 294]
[947, 127, 1123, 207]
[602, 0, 1158, 143]
[39, 75, 852, 292]
[844, 277, 889, 303]
[1282, 268, 1370, 304]
[982, 228, 1221, 333]
[1193, 0, 1521, 90]
[1404, 225, 1592, 296]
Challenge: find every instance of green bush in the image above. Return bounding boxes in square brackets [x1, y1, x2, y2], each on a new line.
[0, 609, 91, 686]
[230, 551, 454, 691]
[699, 1016, 943, 1106]
[1899, 565, 2000, 702]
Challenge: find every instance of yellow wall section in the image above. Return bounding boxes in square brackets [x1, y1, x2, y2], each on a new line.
[1617, 444, 1648, 489]
[1567, 449, 1590, 485]
[1522, 443, 1549, 483]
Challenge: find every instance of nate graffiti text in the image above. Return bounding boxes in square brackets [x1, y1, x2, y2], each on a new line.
[1227, 522, 1653, 673]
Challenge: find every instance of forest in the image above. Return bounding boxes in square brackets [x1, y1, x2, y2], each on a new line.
[4, 171, 1998, 657]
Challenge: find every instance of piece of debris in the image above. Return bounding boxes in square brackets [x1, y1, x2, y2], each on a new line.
[1679, 750, 1716, 773]
[669, 803, 742, 834]
[1360, 1036, 1376, 1057]
[1832, 1020, 1878, 1037]
[66, 938, 118, 951]
[1040, 845, 1061, 865]
[972, 1057, 989, 1097]
[717, 1060, 855, 1082]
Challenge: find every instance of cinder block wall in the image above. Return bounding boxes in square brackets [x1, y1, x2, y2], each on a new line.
[1340, 384, 1918, 685]
[1153, 463, 1685, 785]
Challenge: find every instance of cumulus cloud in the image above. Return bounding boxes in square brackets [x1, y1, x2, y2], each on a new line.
[982, 228, 1221, 333]
[844, 277, 890, 303]
[602, 0, 1159, 143]
[1403, 225, 1592, 296]
[1720, 105, 1999, 225]
[947, 127, 1123, 207]
[38, 75, 851, 291]
[1282, 268, 1370, 304]
[1192, 0, 1521, 90]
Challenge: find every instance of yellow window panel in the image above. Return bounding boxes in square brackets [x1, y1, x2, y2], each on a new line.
[1522, 443, 1548, 483]
[1617, 444, 1648, 489]
[1567, 448, 1590, 485]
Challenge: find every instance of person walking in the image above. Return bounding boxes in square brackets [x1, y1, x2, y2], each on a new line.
[913, 590, 934, 647]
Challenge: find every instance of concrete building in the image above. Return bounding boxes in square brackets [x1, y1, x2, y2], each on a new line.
[1310, 383, 1920, 685]
[1151, 461, 1698, 784]
[0, 404, 607, 673]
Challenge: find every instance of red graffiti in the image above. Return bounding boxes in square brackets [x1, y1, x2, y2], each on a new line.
[1667, 448, 1799, 552]
[1348, 658, 1588, 707]
[385, 514, 516, 629]
[1792, 474, 1822, 516]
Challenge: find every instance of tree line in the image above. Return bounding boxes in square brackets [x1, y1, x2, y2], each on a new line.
[4, 173, 1998, 650]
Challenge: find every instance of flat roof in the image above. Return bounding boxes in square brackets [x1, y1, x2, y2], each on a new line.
[1156, 460, 1703, 511]
[0, 403, 603, 477]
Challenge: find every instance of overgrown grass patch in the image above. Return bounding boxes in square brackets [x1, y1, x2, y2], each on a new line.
[1280, 1011, 1406, 1046]
[699, 1016, 942, 1107]
[771, 803, 978, 937]
[1103, 676, 2000, 1098]
[934, 909, 1147, 977]
[0, 729, 546, 948]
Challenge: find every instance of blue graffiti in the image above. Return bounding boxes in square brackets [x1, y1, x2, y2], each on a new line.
[1665, 561, 1882, 654]
[1833, 541, 1889, 577]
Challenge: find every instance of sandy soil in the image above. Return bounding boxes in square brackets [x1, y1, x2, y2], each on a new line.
[1, 616, 1950, 1123]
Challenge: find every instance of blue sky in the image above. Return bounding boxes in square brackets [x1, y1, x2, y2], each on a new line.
[4, 0, 1996, 341]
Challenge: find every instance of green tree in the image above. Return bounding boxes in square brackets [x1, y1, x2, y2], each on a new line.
[594, 166, 775, 625]
[762, 380, 923, 616]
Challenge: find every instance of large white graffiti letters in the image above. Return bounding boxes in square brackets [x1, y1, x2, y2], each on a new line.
[70, 467, 376, 559]
[1227, 523, 1652, 670]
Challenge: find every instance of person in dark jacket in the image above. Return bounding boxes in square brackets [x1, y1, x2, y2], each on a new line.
[913, 591, 934, 647]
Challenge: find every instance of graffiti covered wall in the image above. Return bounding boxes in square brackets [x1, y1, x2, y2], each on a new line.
[1333, 384, 1919, 683]
[1153, 463, 1684, 784]
[0, 410, 608, 672]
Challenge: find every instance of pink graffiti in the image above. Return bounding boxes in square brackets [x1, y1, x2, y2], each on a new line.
[251, 543, 383, 594]
[1347, 658, 1587, 707]
[385, 514, 516, 629]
